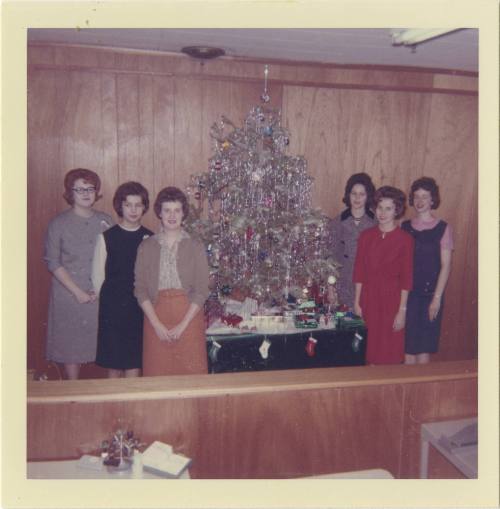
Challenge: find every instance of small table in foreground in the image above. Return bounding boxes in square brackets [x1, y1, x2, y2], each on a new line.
[27, 455, 190, 479]
[420, 417, 477, 479]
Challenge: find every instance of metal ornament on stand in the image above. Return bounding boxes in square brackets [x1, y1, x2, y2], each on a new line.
[260, 65, 271, 103]
[101, 427, 144, 471]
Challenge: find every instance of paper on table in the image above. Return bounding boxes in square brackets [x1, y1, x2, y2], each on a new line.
[141, 441, 191, 478]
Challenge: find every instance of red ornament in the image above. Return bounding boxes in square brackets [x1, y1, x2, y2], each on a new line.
[305, 336, 317, 357]
[246, 226, 254, 240]
[221, 313, 243, 327]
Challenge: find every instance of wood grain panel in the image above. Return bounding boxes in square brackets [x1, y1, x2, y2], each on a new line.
[27, 362, 477, 478]
[143, 74, 175, 233]
[99, 72, 120, 212]
[398, 378, 478, 478]
[427, 444, 467, 478]
[29, 43, 477, 94]
[27, 44, 478, 378]
[27, 69, 60, 369]
[282, 86, 431, 218]
[173, 77, 204, 189]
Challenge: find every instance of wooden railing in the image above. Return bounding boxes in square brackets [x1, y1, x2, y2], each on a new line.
[28, 360, 477, 478]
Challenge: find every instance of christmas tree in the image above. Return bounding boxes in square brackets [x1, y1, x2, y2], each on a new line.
[186, 102, 339, 306]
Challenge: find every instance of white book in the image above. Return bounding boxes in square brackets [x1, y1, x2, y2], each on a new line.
[141, 441, 192, 478]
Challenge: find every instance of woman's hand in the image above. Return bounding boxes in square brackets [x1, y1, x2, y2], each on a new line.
[393, 309, 406, 331]
[354, 302, 363, 318]
[152, 321, 170, 342]
[167, 320, 188, 342]
[74, 288, 95, 304]
[428, 296, 441, 321]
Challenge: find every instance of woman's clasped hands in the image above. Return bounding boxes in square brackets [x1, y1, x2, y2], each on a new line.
[152, 319, 187, 342]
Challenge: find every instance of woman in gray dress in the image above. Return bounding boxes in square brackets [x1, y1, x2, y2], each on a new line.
[44, 168, 113, 379]
[328, 172, 376, 310]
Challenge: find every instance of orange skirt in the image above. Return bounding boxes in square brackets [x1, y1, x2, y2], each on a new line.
[143, 289, 208, 376]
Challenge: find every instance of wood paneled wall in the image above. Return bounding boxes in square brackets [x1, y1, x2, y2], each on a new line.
[27, 44, 478, 376]
[27, 360, 478, 478]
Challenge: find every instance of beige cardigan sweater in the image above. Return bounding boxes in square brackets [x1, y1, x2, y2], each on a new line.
[134, 233, 210, 308]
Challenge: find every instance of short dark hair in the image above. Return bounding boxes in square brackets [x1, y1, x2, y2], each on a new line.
[63, 168, 102, 205]
[112, 181, 150, 217]
[409, 177, 441, 209]
[374, 186, 407, 220]
[153, 186, 189, 220]
[342, 172, 376, 210]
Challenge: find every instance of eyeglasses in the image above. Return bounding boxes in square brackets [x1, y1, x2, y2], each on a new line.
[72, 187, 96, 195]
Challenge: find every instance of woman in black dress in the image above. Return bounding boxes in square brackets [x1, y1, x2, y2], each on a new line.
[401, 177, 453, 364]
[92, 182, 153, 378]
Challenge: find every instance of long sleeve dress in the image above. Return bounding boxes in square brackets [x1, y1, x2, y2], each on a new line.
[44, 208, 113, 363]
[328, 209, 376, 309]
[353, 226, 414, 365]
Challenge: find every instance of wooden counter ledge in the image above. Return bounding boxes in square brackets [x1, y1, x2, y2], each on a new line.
[28, 359, 477, 404]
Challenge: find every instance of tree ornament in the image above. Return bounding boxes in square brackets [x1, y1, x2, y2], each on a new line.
[260, 64, 271, 104]
[221, 284, 232, 296]
[327, 275, 337, 285]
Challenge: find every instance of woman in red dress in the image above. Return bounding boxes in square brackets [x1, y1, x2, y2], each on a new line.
[353, 186, 414, 365]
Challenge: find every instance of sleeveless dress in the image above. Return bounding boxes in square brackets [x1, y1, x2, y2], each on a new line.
[95, 224, 153, 369]
[401, 219, 447, 354]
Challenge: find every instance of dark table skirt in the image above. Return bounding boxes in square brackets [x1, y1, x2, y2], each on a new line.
[206, 326, 366, 373]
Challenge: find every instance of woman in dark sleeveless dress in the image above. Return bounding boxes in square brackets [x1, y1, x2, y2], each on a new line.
[401, 177, 453, 364]
[92, 182, 153, 378]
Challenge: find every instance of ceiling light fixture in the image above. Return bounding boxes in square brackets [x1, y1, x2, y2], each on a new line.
[181, 46, 225, 59]
[391, 28, 463, 47]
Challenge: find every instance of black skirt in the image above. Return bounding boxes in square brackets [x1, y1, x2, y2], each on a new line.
[96, 281, 144, 369]
[404, 293, 443, 354]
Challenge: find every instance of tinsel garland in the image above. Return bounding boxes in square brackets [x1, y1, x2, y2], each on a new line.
[186, 105, 339, 304]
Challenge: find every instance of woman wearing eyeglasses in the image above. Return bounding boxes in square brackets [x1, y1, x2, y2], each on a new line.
[44, 168, 113, 379]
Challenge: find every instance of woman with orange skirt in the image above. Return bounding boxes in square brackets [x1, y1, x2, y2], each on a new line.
[134, 187, 209, 376]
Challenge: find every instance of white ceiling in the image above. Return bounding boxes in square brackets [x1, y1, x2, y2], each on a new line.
[28, 28, 478, 73]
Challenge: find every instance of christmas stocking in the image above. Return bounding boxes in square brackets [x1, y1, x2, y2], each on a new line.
[305, 336, 317, 357]
[259, 338, 271, 359]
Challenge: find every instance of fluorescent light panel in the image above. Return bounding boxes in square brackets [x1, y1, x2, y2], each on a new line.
[391, 28, 462, 46]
